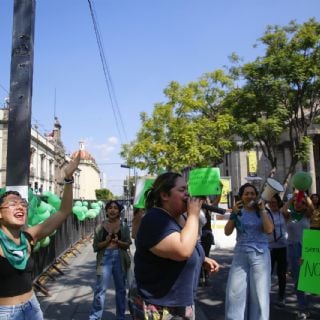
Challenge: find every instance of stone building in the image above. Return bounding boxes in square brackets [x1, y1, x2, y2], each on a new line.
[0, 108, 85, 198]
[218, 130, 320, 200]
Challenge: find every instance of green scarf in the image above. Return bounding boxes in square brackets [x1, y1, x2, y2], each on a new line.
[289, 204, 303, 222]
[0, 229, 28, 270]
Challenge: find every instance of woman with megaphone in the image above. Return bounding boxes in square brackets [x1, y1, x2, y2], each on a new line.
[224, 182, 274, 320]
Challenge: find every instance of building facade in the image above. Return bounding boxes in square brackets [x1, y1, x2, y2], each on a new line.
[71, 141, 101, 200]
[0, 109, 81, 198]
[218, 132, 320, 201]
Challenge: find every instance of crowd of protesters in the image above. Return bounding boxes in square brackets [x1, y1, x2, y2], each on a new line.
[88, 175, 318, 320]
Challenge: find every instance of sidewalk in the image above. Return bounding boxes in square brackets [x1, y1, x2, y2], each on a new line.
[37, 239, 207, 320]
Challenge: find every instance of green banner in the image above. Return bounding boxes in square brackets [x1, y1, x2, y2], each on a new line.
[297, 229, 320, 295]
[188, 168, 221, 196]
[133, 177, 155, 209]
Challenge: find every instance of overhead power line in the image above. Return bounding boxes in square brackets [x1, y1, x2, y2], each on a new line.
[87, 0, 128, 145]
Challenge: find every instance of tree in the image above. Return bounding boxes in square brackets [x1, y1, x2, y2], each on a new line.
[121, 70, 237, 173]
[227, 19, 320, 188]
[95, 188, 113, 200]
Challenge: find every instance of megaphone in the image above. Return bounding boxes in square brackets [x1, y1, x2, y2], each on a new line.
[291, 171, 312, 202]
[247, 178, 284, 208]
[261, 178, 284, 201]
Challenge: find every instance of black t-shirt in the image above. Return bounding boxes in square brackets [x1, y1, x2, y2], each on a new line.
[134, 207, 204, 306]
[0, 231, 34, 297]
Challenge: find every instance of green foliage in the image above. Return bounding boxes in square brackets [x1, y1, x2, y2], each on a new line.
[227, 18, 320, 177]
[95, 188, 113, 200]
[121, 19, 320, 183]
[121, 71, 236, 173]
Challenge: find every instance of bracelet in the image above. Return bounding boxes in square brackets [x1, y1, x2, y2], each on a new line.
[229, 213, 238, 221]
[64, 177, 74, 184]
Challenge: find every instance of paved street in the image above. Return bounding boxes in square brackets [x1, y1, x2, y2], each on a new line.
[36, 240, 320, 320]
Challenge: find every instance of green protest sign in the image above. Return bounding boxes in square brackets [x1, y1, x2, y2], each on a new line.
[133, 177, 155, 209]
[297, 229, 320, 295]
[188, 168, 221, 196]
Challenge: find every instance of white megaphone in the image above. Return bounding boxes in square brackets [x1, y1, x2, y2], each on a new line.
[260, 178, 284, 201]
[248, 178, 284, 208]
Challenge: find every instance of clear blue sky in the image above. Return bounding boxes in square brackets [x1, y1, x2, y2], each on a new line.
[0, 0, 319, 196]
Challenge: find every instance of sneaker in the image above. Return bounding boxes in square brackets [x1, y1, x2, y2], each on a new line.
[296, 311, 310, 319]
[276, 299, 285, 307]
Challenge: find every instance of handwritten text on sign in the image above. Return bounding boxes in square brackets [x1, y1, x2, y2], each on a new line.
[298, 229, 320, 295]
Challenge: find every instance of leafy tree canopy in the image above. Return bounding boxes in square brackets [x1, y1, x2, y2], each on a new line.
[121, 71, 237, 174]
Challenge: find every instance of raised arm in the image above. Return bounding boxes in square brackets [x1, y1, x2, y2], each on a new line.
[150, 197, 202, 261]
[27, 151, 81, 242]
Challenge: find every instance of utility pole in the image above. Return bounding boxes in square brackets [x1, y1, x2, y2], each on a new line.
[6, 0, 36, 199]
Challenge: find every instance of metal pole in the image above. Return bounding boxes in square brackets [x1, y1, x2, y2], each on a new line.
[6, 0, 36, 200]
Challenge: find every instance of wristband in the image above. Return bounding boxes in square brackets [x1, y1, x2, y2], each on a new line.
[230, 213, 238, 221]
[64, 177, 74, 184]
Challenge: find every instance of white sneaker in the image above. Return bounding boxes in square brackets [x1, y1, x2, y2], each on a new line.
[296, 311, 310, 319]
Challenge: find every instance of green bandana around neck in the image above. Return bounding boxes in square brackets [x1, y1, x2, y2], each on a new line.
[289, 204, 303, 222]
[0, 229, 29, 270]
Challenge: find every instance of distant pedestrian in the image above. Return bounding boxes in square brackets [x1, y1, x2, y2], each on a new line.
[0, 151, 80, 320]
[89, 200, 131, 320]
[224, 183, 274, 320]
[131, 172, 219, 320]
[310, 193, 320, 230]
[267, 194, 287, 307]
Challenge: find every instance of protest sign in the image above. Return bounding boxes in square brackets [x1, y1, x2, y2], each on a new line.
[297, 229, 320, 295]
[188, 168, 221, 196]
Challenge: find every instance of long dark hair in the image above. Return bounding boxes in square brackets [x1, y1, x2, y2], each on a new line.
[144, 172, 182, 210]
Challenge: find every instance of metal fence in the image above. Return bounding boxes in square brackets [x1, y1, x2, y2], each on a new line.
[32, 208, 105, 281]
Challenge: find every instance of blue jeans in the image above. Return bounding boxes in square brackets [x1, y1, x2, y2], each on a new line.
[89, 249, 126, 320]
[0, 294, 43, 320]
[287, 242, 308, 311]
[225, 248, 271, 320]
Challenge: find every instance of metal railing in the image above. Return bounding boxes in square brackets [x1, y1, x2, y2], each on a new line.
[31, 205, 105, 294]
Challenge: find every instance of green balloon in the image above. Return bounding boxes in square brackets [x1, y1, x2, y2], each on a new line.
[91, 202, 99, 209]
[72, 206, 83, 215]
[37, 210, 50, 221]
[42, 191, 53, 197]
[33, 242, 41, 252]
[85, 209, 96, 219]
[48, 194, 61, 210]
[83, 201, 89, 207]
[37, 201, 51, 214]
[30, 215, 42, 226]
[76, 211, 86, 221]
[74, 200, 82, 207]
[292, 171, 312, 191]
[40, 236, 50, 247]
[28, 188, 34, 201]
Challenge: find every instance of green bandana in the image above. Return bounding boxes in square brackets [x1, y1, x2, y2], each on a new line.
[289, 204, 303, 222]
[0, 229, 28, 270]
